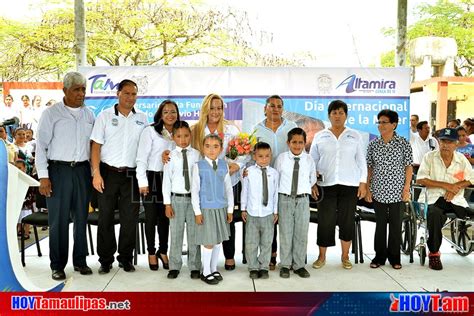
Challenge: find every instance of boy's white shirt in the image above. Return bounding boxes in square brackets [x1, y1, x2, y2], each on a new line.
[240, 164, 279, 217]
[162, 145, 200, 205]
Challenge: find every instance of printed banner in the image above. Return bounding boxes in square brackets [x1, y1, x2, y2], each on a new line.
[80, 66, 411, 141]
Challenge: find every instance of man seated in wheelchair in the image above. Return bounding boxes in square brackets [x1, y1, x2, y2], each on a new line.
[416, 128, 474, 270]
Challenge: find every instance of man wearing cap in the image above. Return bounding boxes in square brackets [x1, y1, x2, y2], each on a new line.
[416, 128, 474, 270]
[90, 79, 147, 274]
[36, 71, 95, 280]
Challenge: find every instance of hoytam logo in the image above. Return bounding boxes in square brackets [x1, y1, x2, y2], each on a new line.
[336, 74, 396, 93]
[88, 74, 148, 94]
[389, 294, 469, 313]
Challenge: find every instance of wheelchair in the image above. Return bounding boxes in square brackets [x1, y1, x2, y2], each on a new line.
[406, 184, 474, 266]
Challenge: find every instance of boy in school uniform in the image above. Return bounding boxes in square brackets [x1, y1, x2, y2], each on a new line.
[163, 121, 201, 279]
[275, 127, 317, 278]
[241, 142, 279, 279]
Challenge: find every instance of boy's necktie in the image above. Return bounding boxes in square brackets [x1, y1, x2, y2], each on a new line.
[212, 160, 218, 171]
[262, 167, 268, 206]
[291, 157, 300, 197]
[182, 149, 190, 191]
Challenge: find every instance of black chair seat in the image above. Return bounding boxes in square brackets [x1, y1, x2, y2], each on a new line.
[22, 212, 49, 226]
[21, 212, 49, 267]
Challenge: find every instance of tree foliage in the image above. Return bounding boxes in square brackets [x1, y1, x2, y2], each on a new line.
[0, 0, 305, 81]
[380, 0, 473, 76]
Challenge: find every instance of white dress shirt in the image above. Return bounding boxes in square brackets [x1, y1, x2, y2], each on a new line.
[310, 127, 367, 187]
[90, 105, 147, 168]
[275, 151, 316, 195]
[254, 118, 297, 166]
[241, 164, 279, 217]
[35, 100, 95, 179]
[204, 124, 241, 186]
[417, 150, 474, 208]
[162, 146, 200, 205]
[191, 157, 234, 215]
[136, 125, 174, 187]
[410, 133, 439, 165]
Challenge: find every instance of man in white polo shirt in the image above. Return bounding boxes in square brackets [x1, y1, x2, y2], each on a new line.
[90, 79, 147, 274]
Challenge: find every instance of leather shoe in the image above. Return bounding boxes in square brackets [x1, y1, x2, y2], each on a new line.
[249, 270, 259, 279]
[258, 270, 269, 279]
[118, 261, 135, 272]
[98, 264, 112, 274]
[167, 270, 180, 279]
[74, 265, 93, 275]
[294, 267, 310, 278]
[190, 270, 200, 279]
[52, 270, 66, 281]
[279, 267, 290, 278]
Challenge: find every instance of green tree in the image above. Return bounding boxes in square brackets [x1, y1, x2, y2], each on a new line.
[380, 0, 473, 76]
[0, 0, 304, 81]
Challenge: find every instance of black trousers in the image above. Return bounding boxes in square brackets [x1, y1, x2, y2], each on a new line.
[97, 163, 140, 265]
[46, 162, 91, 270]
[223, 181, 242, 260]
[142, 171, 169, 255]
[427, 198, 467, 253]
[316, 185, 358, 247]
[372, 200, 403, 265]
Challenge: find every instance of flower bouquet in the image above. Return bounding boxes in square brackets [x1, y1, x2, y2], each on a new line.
[225, 130, 257, 164]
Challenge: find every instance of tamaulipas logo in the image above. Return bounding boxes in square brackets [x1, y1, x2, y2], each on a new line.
[336, 74, 396, 94]
[88, 74, 149, 95]
[88, 74, 120, 95]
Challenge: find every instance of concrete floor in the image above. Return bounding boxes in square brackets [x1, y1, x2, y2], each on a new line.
[21, 220, 474, 292]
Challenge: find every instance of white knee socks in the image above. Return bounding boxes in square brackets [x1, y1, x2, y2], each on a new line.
[211, 244, 221, 273]
[201, 246, 213, 277]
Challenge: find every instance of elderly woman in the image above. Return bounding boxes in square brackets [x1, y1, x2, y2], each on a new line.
[366, 109, 413, 270]
[310, 100, 367, 270]
[136, 100, 180, 270]
[191, 93, 241, 270]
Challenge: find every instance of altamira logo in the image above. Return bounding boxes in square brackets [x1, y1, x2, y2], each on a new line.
[336, 74, 396, 93]
[88, 74, 120, 94]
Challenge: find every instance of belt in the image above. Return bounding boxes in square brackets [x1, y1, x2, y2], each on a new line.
[49, 160, 88, 167]
[279, 193, 309, 198]
[102, 163, 135, 173]
[172, 193, 191, 197]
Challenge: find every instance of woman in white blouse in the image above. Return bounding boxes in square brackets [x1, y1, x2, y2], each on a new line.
[310, 100, 367, 270]
[136, 100, 179, 270]
[191, 93, 241, 270]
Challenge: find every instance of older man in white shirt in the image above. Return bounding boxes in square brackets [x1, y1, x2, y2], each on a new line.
[36, 72, 95, 281]
[417, 128, 474, 271]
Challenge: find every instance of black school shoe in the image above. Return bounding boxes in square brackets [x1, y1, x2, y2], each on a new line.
[201, 273, 219, 285]
[279, 267, 290, 278]
[167, 270, 180, 279]
[190, 270, 200, 279]
[258, 270, 269, 279]
[249, 270, 259, 279]
[294, 268, 310, 278]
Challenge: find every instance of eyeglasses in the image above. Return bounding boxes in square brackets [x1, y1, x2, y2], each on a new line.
[376, 121, 391, 125]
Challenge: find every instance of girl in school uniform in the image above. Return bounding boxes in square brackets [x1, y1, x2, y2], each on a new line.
[191, 134, 234, 285]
